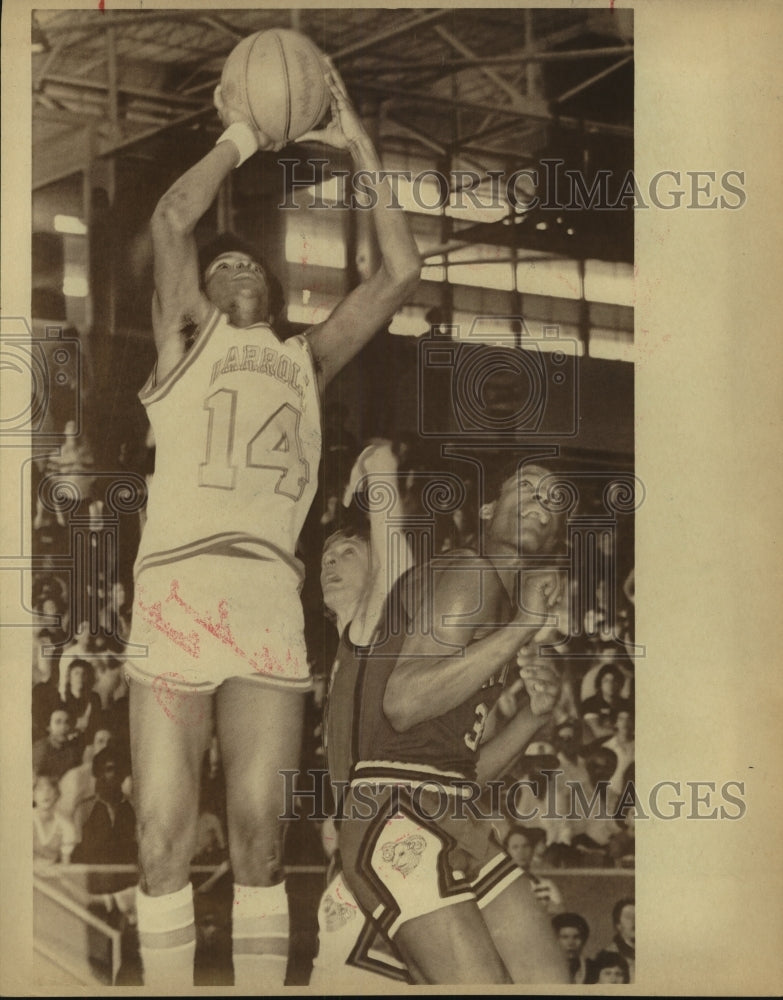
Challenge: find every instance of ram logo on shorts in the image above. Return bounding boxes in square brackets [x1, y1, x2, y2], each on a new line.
[381, 834, 427, 877]
[321, 891, 358, 933]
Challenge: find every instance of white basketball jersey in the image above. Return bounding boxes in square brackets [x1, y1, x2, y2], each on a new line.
[135, 307, 321, 581]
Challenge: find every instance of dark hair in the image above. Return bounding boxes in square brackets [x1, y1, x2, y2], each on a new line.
[593, 949, 629, 981]
[502, 825, 535, 852]
[612, 896, 634, 926]
[552, 912, 589, 941]
[595, 662, 622, 689]
[92, 746, 131, 780]
[197, 232, 284, 323]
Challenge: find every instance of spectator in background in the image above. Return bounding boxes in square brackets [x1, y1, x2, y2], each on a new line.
[34, 596, 68, 652]
[599, 708, 634, 803]
[73, 746, 136, 865]
[32, 629, 62, 741]
[101, 579, 133, 650]
[604, 897, 635, 982]
[551, 912, 595, 985]
[57, 728, 113, 838]
[57, 621, 93, 701]
[62, 658, 102, 740]
[93, 657, 130, 752]
[590, 948, 630, 984]
[580, 663, 631, 741]
[503, 826, 563, 915]
[33, 775, 76, 866]
[33, 707, 82, 780]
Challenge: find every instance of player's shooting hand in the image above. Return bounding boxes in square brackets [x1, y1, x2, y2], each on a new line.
[213, 85, 282, 151]
[518, 658, 562, 716]
[295, 59, 366, 151]
[342, 439, 398, 507]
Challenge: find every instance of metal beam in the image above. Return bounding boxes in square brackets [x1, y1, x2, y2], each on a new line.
[350, 82, 633, 138]
[33, 106, 213, 190]
[554, 55, 634, 105]
[41, 73, 203, 108]
[43, 10, 215, 32]
[434, 24, 529, 111]
[349, 46, 634, 72]
[106, 27, 120, 142]
[200, 15, 243, 42]
[382, 115, 448, 157]
[332, 10, 453, 60]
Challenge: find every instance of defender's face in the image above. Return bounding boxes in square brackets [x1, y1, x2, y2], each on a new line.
[204, 252, 271, 325]
[321, 538, 370, 612]
[489, 465, 564, 554]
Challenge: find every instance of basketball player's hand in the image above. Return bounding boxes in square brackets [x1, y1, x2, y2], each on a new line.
[516, 569, 566, 624]
[343, 439, 398, 507]
[518, 658, 562, 717]
[295, 59, 366, 151]
[213, 85, 282, 152]
[496, 677, 524, 718]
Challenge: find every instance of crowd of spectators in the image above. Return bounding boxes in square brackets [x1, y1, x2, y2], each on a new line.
[550, 899, 636, 984]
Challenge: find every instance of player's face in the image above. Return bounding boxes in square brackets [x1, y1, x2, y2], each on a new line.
[557, 927, 584, 956]
[204, 252, 271, 325]
[598, 966, 625, 984]
[489, 465, 564, 555]
[321, 538, 370, 612]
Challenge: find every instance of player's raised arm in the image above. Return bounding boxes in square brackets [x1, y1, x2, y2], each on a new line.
[149, 88, 280, 380]
[342, 440, 414, 646]
[297, 63, 421, 389]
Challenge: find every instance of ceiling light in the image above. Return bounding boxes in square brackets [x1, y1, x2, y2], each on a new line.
[54, 215, 87, 236]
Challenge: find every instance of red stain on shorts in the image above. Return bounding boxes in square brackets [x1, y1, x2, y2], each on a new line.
[136, 580, 303, 680]
[151, 672, 207, 726]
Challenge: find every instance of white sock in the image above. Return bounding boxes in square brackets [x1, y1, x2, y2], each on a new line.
[232, 881, 289, 988]
[136, 883, 195, 988]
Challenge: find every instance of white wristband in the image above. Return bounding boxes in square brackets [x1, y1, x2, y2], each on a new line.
[216, 121, 259, 167]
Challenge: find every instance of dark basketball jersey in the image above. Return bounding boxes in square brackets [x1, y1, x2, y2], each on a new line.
[348, 562, 511, 786]
[324, 628, 368, 795]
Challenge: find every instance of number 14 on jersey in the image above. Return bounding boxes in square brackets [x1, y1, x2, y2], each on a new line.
[199, 388, 309, 500]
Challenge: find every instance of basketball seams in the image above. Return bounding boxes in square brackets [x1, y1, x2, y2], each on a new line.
[271, 30, 293, 144]
[244, 32, 263, 133]
[222, 28, 326, 145]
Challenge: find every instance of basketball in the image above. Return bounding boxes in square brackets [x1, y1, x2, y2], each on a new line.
[220, 29, 331, 145]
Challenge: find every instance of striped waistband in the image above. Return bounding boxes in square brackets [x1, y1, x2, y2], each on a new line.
[135, 532, 304, 582]
[351, 761, 474, 797]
